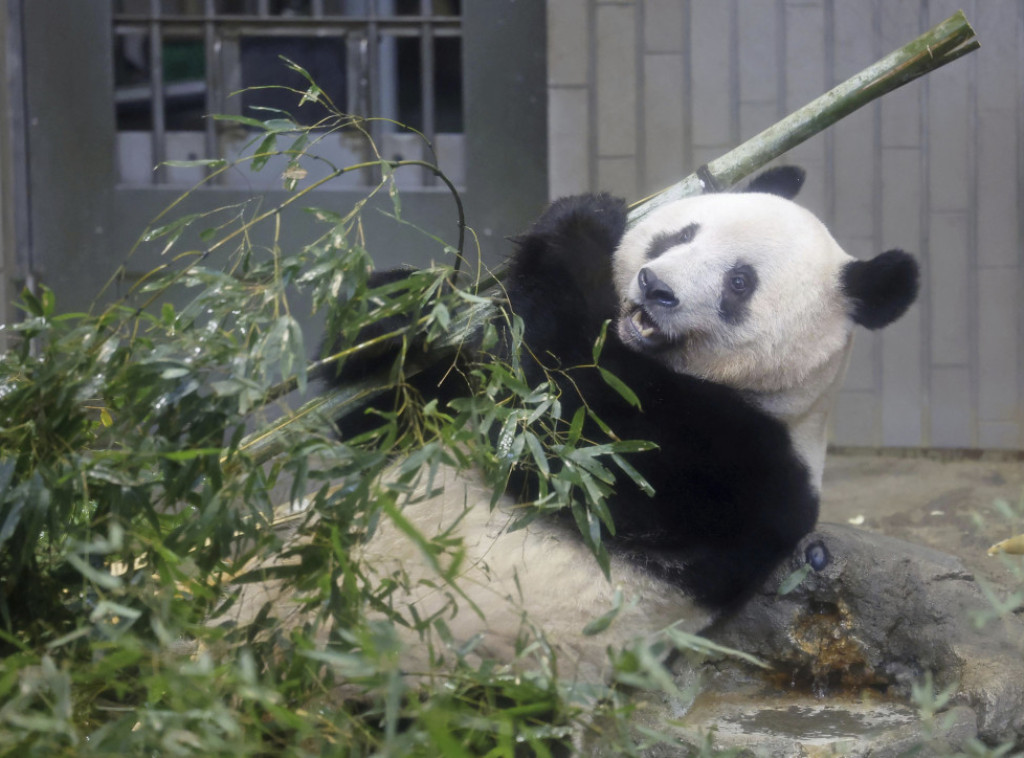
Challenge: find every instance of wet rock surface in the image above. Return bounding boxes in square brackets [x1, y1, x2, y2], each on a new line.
[671, 521, 1024, 753]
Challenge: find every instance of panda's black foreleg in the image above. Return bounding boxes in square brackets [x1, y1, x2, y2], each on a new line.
[679, 536, 803, 610]
[502, 193, 629, 376]
[566, 347, 820, 609]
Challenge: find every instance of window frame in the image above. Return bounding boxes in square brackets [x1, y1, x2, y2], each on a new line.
[111, 0, 463, 186]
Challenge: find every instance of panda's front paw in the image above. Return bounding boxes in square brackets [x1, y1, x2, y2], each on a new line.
[515, 193, 628, 268]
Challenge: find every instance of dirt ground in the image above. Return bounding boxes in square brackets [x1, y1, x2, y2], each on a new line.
[820, 449, 1024, 592]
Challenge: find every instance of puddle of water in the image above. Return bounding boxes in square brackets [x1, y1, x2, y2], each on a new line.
[725, 703, 917, 740]
[675, 692, 926, 753]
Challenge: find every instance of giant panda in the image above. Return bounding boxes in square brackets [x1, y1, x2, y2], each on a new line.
[335, 166, 920, 680]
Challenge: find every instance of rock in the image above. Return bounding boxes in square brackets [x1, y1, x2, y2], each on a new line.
[700, 523, 1024, 746]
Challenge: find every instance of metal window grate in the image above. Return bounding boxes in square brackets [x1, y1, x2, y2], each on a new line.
[112, 0, 463, 187]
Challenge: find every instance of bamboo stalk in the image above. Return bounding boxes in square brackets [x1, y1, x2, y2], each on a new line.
[236, 11, 978, 464]
[628, 10, 977, 225]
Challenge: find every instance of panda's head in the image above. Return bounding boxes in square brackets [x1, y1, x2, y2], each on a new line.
[612, 176, 919, 398]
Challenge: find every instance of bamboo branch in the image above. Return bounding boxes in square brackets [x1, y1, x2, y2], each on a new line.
[235, 11, 978, 463]
[627, 10, 977, 225]
[236, 299, 493, 467]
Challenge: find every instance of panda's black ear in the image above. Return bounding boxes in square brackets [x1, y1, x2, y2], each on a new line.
[743, 166, 805, 199]
[841, 249, 920, 330]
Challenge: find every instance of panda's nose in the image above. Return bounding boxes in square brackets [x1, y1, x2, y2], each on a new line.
[638, 267, 679, 308]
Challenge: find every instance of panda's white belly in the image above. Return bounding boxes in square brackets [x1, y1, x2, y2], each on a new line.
[358, 466, 712, 681]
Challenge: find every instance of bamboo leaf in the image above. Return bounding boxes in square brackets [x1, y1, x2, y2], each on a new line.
[142, 213, 202, 245]
[598, 367, 641, 409]
[66, 554, 123, 591]
[662, 627, 770, 669]
[582, 588, 624, 636]
[611, 452, 655, 496]
[162, 158, 227, 169]
[565, 407, 586, 448]
[250, 133, 278, 172]
[592, 320, 609, 364]
[778, 563, 813, 596]
[524, 432, 550, 478]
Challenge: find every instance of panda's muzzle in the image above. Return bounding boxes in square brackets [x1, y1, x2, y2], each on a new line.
[623, 267, 678, 348]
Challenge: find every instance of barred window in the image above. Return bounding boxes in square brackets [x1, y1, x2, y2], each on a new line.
[112, 0, 463, 188]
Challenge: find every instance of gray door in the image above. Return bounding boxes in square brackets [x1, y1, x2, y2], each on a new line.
[18, 0, 546, 315]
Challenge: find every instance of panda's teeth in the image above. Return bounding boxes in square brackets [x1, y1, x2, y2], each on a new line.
[632, 308, 657, 338]
[631, 309, 646, 335]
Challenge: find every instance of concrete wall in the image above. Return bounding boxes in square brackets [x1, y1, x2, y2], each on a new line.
[0, 0, 16, 335]
[546, 0, 1023, 451]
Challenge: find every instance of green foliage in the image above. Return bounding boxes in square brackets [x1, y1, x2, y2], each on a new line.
[0, 72, 707, 756]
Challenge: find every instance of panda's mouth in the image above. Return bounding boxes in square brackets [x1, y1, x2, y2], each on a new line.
[623, 306, 672, 348]
[631, 308, 659, 339]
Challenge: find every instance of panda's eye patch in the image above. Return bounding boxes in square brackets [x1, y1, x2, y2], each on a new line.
[719, 263, 758, 324]
[645, 223, 700, 260]
[726, 264, 756, 295]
